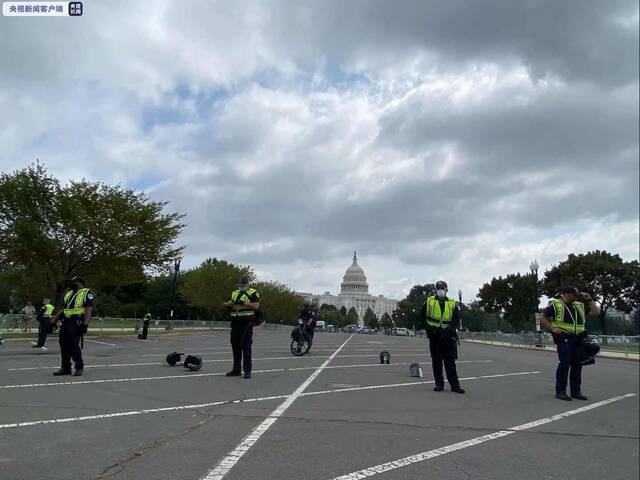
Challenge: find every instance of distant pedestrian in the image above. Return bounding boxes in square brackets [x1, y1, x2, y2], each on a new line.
[21, 302, 36, 332]
[539, 285, 600, 401]
[138, 313, 151, 339]
[33, 297, 54, 350]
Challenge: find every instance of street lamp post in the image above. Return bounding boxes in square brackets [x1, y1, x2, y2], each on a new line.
[170, 258, 181, 329]
[529, 260, 540, 334]
[458, 289, 463, 331]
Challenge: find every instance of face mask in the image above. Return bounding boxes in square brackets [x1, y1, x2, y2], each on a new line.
[436, 289, 446, 298]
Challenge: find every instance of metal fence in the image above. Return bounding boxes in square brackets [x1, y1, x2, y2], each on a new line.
[461, 331, 640, 358]
[0, 313, 292, 338]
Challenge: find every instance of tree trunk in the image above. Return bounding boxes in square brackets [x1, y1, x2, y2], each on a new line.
[599, 310, 607, 335]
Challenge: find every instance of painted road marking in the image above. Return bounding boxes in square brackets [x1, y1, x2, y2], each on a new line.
[330, 393, 637, 480]
[6, 353, 454, 371]
[84, 339, 117, 346]
[0, 360, 493, 389]
[0, 371, 537, 430]
[200, 334, 355, 480]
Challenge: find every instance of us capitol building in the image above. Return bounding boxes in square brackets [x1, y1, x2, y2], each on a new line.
[296, 252, 398, 325]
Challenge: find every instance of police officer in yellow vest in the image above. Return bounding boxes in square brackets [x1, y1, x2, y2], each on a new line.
[421, 281, 465, 393]
[32, 297, 55, 350]
[540, 285, 599, 401]
[223, 277, 260, 379]
[51, 276, 94, 376]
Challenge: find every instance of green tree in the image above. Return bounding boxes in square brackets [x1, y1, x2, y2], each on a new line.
[181, 258, 253, 320]
[459, 301, 511, 332]
[363, 307, 378, 329]
[339, 306, 347, 319]
[392, 284, 435, 329]
[319, 304, 342, 327]
[477, 273, 540, 331]
[253, 281, 303, 325]
[542, 251, 639, 334]
[0, 163, 184, 302]
[380, 312, 392, 330]
[143, 274, 189, 319]
[346, 306, 359, 326]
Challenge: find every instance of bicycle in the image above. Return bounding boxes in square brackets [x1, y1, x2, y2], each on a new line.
[290, 319, 312, 356]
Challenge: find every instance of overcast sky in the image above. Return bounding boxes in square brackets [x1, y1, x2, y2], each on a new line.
[1, 0, 638, 300]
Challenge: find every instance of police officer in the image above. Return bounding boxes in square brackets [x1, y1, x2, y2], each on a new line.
[298, 303, 317, 348]
[223, 277, 260, 379]
[421, 280, 465, 393]
[138, 313, 151, 340]
[32, 297, 54, 350]
[539, 285, 600, 401]
[51, 276, 95, 376]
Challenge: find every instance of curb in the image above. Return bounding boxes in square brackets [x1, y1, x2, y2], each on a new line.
[462, 339, 640, 361]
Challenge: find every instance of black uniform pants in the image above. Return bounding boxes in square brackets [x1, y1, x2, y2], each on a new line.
[59, 319, 84, 371]
[230, 320, 253, 373]
[305, 325, 315, 346]
[36, 318, 49, 347]
[555, 334, 583, 395]
[139, 320, 150, 339]
[428, 330, 460, 389]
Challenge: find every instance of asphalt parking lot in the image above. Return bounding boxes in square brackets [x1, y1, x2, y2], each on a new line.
[1, 330, 638, 480]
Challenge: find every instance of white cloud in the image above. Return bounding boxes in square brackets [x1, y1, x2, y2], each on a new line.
[0, 0, 637, 301]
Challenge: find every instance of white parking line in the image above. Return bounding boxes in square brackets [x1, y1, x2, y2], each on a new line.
[200, 334, 355, 480]
[0, 361, 437, 389]
[0, 360, 494, 390]
[0, 370, 535, 430]
[84, 339, 117, 346]
[7, 353, 441, 371]
[140, 349, 430, 357]
[0, 361, 494, 389]
[330, 393, 637, 480]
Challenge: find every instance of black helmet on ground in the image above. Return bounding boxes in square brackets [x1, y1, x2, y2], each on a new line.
[166, 352, 182, 366]
[183, 355, 202, 371]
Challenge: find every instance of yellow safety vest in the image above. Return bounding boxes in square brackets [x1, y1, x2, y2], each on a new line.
[230, 288, 258, 317]
[63, 288, 91, 317]
[43, 304, 55, 317]
[425, 297, 457, 329]
[551, 299, 585, 335]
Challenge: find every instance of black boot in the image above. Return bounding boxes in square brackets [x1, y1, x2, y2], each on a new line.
[53, 369, 71, 376]
[244, 371, 252, 379]
[73, 369, 83, 377]
[556, 392, 572, 401]
[451, 387, 466, 394]
[571, 393, 588, 401]
[433, 385, 444, 392]
[226, 370, 241, 377]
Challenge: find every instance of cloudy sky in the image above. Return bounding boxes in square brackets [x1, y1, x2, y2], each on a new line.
[1, 0, 638, 300]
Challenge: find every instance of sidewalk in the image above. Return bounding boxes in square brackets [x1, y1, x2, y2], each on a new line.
[463, 339, 639, 361]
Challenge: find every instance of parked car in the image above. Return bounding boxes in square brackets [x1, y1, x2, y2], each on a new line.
[394, 328, 410, 336]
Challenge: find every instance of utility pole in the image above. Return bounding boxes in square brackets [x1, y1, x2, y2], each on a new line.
[169, 257, 181, 329]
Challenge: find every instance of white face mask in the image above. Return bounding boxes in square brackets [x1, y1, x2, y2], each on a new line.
[436, 289, 446, 298]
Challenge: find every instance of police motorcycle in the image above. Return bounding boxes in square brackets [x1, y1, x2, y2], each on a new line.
[290, 318, 312, 356]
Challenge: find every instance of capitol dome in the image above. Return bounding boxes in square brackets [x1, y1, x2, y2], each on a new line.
[340, 251, 369, 295]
